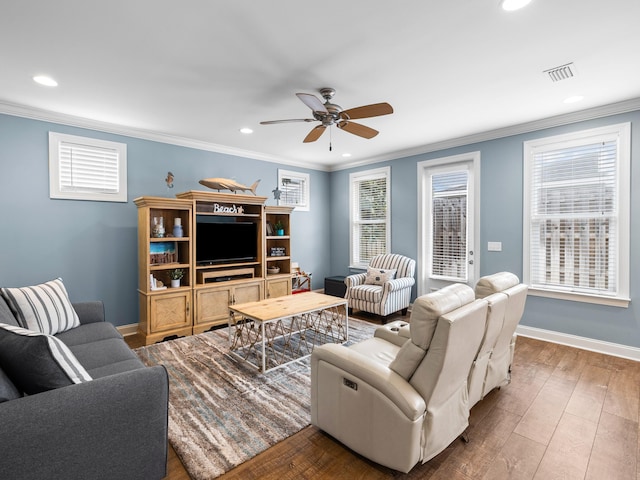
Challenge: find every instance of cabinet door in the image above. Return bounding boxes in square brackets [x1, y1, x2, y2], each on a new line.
[149, 291, 191, 333]
[233, 280, 264, 304]
[195, 286, 231, 326]
[266, 277, 291, 298]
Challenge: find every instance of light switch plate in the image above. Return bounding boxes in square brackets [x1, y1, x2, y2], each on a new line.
[488, 241, 502, 252]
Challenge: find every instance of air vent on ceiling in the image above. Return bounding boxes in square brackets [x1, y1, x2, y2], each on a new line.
[544, 62, 576, 82]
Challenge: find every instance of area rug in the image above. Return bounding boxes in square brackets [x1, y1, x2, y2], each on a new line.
[135, 317, 378, 480]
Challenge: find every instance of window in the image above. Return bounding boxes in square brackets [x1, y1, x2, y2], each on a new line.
[349, 166, 390, 268]
[430, 169, 469, 281]
[277, 169, 309, 211]
[49, 132, 127, 202]
[523, 123, 630, 307]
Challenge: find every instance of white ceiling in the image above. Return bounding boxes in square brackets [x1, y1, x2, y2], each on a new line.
[2, 0, 640, 171]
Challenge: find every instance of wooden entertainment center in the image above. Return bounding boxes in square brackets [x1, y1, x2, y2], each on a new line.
[135, 191, 293, 345]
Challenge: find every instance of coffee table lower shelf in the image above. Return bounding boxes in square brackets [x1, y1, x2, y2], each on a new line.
[228, 292, 349, 372]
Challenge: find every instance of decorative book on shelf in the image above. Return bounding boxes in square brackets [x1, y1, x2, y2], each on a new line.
[270, 247, 286, 257]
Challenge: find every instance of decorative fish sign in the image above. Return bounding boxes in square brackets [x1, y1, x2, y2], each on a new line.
[199, 178, 261, 195]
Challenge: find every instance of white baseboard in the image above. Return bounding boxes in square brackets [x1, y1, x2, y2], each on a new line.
[117, 323, 138, 337]
[516, 325, 640, 362]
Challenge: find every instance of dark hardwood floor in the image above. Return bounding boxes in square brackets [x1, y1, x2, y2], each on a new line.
[126, 317, 640, 480]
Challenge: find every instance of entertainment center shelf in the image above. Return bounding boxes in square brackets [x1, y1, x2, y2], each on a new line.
[135, 196, 194, 345]
[135, 191, 296, 344]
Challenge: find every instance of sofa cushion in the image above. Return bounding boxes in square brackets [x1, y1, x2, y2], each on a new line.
[0, 297, 19, 327]
[68, 337, 143, 377]
[86, 358, 148, 379]
[0, 278, 80, 335]
[365, 267, 397, 286]
[0, 367, 21, 402]
[55, 321, 123, 347]
[0, 323, 92, 394]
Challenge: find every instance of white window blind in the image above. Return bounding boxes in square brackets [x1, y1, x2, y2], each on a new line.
[431, 170, 468, 281]
[49, 132, 127, 202]
[350, 167, 390, 267]
[524, 123, 630, 306]
[277, 169, 310, 211]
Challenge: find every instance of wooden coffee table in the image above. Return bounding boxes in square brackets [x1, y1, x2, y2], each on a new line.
[228, 292, 348, 372]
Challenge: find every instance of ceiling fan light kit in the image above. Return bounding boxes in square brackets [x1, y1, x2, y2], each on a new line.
[260, 88, 393, 147]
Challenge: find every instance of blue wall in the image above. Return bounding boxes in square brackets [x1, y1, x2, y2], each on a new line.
[0, 113, 330, 327]
[330, 110, 640, 348]
[2, 108, 639, 349]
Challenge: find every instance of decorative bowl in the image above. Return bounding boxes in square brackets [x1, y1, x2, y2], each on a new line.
[267, 266, 280, 274]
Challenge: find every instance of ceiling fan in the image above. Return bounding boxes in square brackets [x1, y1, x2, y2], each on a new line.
[260, 88, 393, 145]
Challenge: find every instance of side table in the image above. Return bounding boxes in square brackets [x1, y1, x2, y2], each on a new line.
[324, 275, 347, 298]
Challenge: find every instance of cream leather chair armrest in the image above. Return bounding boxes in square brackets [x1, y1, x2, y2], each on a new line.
[374, 320, 411, 347]
[311, 343, 426, 420]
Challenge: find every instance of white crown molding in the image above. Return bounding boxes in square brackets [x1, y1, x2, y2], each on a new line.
[0, 100, 331, 172]
[516, 324, 640, 362]
[2, 97, 638, 173]
[332, 97, 640, 171]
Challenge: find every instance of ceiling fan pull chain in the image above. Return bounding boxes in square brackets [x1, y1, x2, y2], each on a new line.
[329, 126, 332, 151]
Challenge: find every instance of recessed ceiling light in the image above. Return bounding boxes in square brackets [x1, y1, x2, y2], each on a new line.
[563, 95, 584, 104]
[239, 127, 253, 134]
[342, 153, 352, 158]
[500, 0, 532, 11]
[33, 75, 58, 87]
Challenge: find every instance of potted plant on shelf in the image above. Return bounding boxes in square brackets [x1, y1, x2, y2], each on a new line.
[274, 220, 285, 236]
[169, 268, 184, 288]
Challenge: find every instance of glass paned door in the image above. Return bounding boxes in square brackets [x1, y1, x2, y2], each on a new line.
[418, 154, 479, 295]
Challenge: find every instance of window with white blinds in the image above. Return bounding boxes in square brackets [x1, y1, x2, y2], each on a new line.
[277, 169, 310, 211]
[430, 170, 468, 281]
[49, 132, 127, 202]
[349, 166, 390, 268]
[523, 123, 630, 306]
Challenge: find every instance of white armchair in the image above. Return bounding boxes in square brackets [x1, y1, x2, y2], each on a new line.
[311, 283, 489, 473]
[345, 254, 416, 319]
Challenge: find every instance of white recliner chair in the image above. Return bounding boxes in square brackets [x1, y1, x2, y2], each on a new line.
[311, 283, 488, 473]
[374, 272, 528, 410]
[473, 272, 528, 401]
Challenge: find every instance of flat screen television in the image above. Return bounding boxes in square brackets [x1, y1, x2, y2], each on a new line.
[196, 218, 258, 265]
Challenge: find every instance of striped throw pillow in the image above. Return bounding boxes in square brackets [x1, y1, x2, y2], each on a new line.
[0, 323, 92, 394]
[0, 278, 80, 335]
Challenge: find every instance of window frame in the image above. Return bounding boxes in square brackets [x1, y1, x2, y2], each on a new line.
[277, 169, 310, 211]
[49, 132, 128, 202]
[522, 122, 630, 307]
[349, 166, 391, 269]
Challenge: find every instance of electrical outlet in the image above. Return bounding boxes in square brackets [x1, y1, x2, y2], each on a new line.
[488, 241, 502, 252]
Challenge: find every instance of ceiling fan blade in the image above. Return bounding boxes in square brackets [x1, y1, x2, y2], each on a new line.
[337, 121, 379, 139]
[296, 93, 328, 114]
[340, 102, 393, 120]
[303, 125, 326, 143]
[260, 119, 315, 125]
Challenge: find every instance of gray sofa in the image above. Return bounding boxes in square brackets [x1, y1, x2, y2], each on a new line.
[0, 297, 169, 480]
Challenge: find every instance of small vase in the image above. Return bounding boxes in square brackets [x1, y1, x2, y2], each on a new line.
[171, 279, 180, 288]
[173, 218, 183, 238]
[276, 229, 284, 236]
[152, 217, 165, 238]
